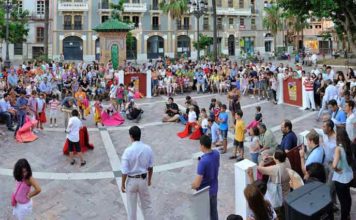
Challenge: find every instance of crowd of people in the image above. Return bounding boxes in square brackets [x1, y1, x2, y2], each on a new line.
[2, 55, 356, 220]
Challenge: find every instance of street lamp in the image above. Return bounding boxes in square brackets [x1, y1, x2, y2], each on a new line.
[188, 0, 208, 60]
[4, 0, 13, 69]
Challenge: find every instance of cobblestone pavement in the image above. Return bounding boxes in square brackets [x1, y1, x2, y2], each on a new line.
[0, 91, 354, 220]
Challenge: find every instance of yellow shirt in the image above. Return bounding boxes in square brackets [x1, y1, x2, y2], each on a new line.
[235, 119, 245, 142]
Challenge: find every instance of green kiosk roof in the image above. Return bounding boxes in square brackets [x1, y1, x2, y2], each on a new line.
[93, 19, 133, 32]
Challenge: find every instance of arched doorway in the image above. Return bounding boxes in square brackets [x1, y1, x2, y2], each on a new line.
[95, 38, 100, 61]
[228, 35, 235, 56]
[126, 37, 137, 60]
[147, 35, 164, 59]
[63, 36, 83, 60]
[177, 35, 191, 58]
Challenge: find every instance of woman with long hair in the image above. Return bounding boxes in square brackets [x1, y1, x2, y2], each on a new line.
[12, 159, 41, 220]
[244, 184, 277, 220]
[333, 128, 354, 220]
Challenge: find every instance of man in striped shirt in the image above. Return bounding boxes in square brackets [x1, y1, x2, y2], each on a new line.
[303, 73, 316, 111]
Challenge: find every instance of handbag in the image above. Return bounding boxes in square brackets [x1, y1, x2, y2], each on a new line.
[11, 182, 23, 207]
[266, 167, 283, 208]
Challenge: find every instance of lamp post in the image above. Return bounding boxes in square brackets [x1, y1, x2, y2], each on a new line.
[188, 0, 208, 61]
[4, 0, 13, 69]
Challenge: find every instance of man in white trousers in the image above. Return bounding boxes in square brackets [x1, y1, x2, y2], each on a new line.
[121, 126, 154, 220]
[303, 73, 316, 111]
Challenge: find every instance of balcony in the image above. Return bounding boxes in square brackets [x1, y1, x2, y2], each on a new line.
[30, 12, 45, 20]
[152, 24, 160, 30]
[63, 24, 82, 30]
[251, 25, 256, 30]
[177, 24, 191, 30]
[217, 24, 223, 30]
[216, 7, 251, 16]
[58, 0, 89, 11]
[239, 25, 245, 30]
[203, 24, 209, 31]
[63, 24, 72, 30]
[123, 3, 147, 12]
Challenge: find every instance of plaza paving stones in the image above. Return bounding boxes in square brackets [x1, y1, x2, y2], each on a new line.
[0, 92, 354, 219]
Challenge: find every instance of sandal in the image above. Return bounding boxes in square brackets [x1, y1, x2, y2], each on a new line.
[229, 156, 237, 159]
[70, 159, 76, 165]
[80, 161, 86, 166]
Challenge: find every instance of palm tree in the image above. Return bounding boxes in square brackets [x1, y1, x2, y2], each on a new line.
[160, 0, 189, 20]
[263, 5, 283, 54]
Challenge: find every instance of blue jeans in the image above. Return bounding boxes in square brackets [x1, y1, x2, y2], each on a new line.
[179, 115, 187, 125]
[250, 152, 259, 164]
[210, 195, 218, 220]
[15, 113, 26, 134]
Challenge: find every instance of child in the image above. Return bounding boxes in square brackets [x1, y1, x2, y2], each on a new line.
[116, 83, 125, 112]
[218, 104, 229, 154]
[36, 93, 46, 130]
[188, 105, 197, 123]
[249, 127, 260, 164]
[255, 106, 263, 123]
[48, 95, 60, 127]
[231, 110, 245, 161]
[199, 108, 209, 135]
[93, 98, 104, 127]
[241, 73, 249, 95]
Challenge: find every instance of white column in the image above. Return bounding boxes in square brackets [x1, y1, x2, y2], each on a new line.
[235, 159, 257, 219]
[301, 77, 308, 110]
[277, 73, 284, 104]
[146, 69, 152, 98]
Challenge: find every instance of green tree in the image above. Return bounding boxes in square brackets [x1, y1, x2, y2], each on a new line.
[278, 0, 356, 52]
[160, 0, 188, 19]
[193, 34, 213, 51]
[0, 0, 29, 44]
[263, 5, 283, 53]
[126, 32, 136, 60]
[111, 0, 125, 21]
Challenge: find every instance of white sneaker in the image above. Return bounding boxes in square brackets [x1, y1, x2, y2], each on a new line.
[50, 124, 53, 128]
[54, 124, 58, 127]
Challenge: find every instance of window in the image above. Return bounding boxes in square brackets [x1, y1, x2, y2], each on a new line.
[203, 17, 209, 30]
[217, 0, 222, 7]
[239, 0, 244, 8]
[37, 0, 45, 15]
[183, 17, 190, 29]
[36, 27, 44, 42]
[74, 15, 82, 30]
[32, 47, 44, 59]
[265, 41, 272, 52]
[176, 18, 182, 29]
[123, 16, 130, 23]
[14, 43, 23, 55]
[228, 0, 233, 7]
[240, 18, 245, 26]
[132, 0, 140, 3]
[229, 18, 234, 25]
[101, 0, 109, 9]
[64, 15, 72, 30]
[132, 16, 139, 28]
[152, 0, 159, 10]
[217, 17, 222, 30]
[102, 16, 109, 23]
[152, 16, 159, 30]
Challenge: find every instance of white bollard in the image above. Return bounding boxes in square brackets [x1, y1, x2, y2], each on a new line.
[190, 186, 210, 220]
[234, 159, 257, 219]
[146, 69, 152, 98]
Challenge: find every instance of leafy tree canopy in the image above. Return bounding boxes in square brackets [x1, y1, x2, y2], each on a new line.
[0, 0, 29, 44]
[193, 34, 213, 50]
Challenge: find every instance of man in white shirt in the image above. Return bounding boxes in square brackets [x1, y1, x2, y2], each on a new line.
[67, 109, 86, 166]
[345, 100, 356, 142]
[121, 126, 154, 220]
[317, 80, 338, 120]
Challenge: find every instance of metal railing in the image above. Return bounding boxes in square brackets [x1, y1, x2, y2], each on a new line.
[152, 24, 160, 30]
[177, 24, 191, 30]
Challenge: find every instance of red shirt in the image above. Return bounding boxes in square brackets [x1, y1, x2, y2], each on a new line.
[304, 79, 314, 91]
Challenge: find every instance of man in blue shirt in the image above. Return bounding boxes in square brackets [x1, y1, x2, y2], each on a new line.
[328, 99, 347, 126]
[299, 129, 325, 179]
[195, 68, 206, 93]
[0, 94, 15, 131]
[7, 70, 18, 88]
[39, 77, 52, 98]
[280, 119, 298, 152]
[192, 135, 220, 220]
[15, 90, 28, 135]
[218, 104, 229, 153]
